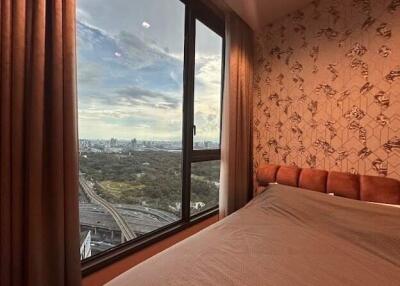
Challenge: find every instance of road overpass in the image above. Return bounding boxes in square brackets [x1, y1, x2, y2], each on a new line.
[79, 176, 136, 242]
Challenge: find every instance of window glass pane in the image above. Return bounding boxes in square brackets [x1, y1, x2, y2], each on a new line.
[77, 0, 185, 259]
[193, 20, 223, 150]
[190, 160, 220, 215]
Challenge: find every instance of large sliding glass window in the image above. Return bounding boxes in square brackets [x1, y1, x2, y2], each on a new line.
[77, 0, 224, 265]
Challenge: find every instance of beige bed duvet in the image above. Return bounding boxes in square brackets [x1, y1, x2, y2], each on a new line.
[107, 185, 400, 286]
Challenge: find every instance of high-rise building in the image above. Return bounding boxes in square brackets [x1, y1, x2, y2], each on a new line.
[110, 137, 117, 148]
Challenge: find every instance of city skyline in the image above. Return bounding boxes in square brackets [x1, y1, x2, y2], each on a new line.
[79, 137, 219, 142]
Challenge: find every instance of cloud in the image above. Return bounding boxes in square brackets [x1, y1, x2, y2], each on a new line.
[77, 20, 184, 93]
[142, 21, 151, 29]
[77, 61, 104, 84]
[115, 86, 181, 109]
[78, 107, 183, 140]
[77, 8, 92, 23]
[76, 0, 222, 141]
[77, 0, 186, 54]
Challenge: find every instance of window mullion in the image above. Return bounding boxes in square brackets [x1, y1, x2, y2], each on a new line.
[181, 4, 196, 223]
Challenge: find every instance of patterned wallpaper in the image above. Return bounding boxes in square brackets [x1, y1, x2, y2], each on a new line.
[253, 0, 400, 179]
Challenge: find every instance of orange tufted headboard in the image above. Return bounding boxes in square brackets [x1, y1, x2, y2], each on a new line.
[256, 164, 400, 205]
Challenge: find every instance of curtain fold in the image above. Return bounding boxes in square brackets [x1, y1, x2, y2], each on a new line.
[0, 0, 81, 285]
[219, 12, 254, 218]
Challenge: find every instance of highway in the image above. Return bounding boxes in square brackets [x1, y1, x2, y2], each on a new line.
[79, 176, 136, 241]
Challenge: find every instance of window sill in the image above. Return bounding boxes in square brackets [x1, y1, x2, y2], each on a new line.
[81, 206, 219, 276]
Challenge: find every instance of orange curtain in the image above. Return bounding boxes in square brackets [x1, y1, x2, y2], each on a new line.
[0, 0, 81, 285]
[219, 12, 253, 218]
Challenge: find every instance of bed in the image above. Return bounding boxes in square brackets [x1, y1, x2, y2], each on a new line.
[107, 165, 400, 286]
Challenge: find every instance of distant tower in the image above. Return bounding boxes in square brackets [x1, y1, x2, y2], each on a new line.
[131, 138, 137, 150]
[110, 137, 117, 147]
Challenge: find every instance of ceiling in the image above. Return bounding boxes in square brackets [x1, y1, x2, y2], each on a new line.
[223, 0, 314, 31]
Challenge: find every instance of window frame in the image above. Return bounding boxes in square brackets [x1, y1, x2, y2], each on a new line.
[80, 0, 225, 276]
[182, 0, 225, 223]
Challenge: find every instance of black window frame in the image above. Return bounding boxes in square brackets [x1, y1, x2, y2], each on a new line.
[80, 0, 225, 276]
[182, 0, 225, 222]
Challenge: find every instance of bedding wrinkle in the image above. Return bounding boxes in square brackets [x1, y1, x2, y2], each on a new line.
[264, 201, 308, 227]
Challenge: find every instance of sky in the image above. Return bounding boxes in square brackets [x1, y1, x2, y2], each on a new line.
[77, 0, 223, 141]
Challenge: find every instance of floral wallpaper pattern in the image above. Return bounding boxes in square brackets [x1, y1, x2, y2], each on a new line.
[253, 0, 400, 179]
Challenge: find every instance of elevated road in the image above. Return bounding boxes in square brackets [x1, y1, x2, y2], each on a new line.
[79, 176, 136, 241]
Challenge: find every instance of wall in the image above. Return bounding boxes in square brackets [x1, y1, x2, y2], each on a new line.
[253, 0, 400, 179]
[82, 215, 219, 286]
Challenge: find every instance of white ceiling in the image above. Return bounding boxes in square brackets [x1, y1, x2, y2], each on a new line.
[223, 0, 314, 31]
